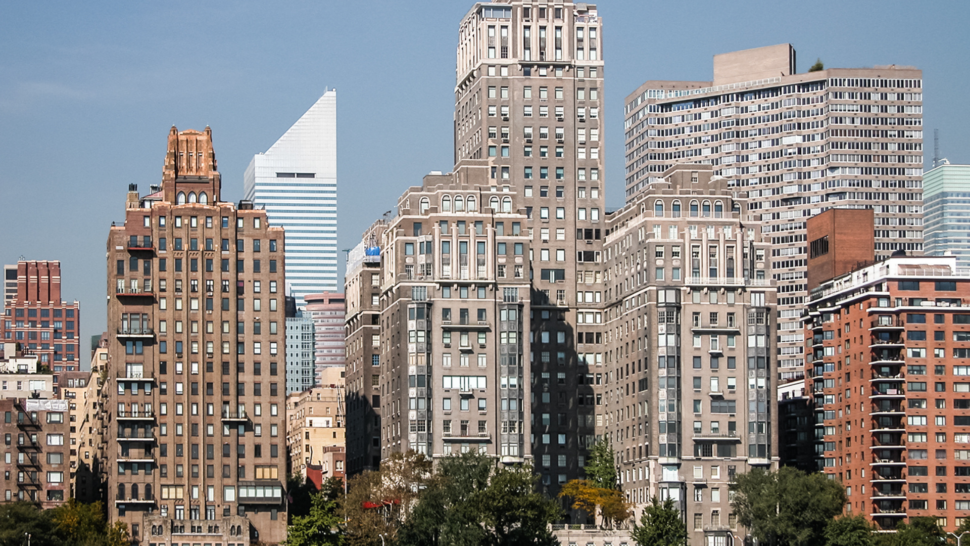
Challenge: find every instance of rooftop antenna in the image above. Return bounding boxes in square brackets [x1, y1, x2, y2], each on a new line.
[934, 129, 940, 169]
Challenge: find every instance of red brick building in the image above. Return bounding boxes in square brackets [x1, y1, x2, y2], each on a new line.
[806, 254, 970, 530]
[0, 260, 81, 390]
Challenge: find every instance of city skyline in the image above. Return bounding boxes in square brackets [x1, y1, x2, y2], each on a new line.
[2, 1, 969, 352]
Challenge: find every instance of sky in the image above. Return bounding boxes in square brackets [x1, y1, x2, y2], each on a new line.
[2, 0, 969, 358]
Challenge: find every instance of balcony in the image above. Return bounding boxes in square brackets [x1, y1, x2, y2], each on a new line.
[451, 320, 491, 330]
[116, 371, 155, 382]
[116, 327, 155, 339]
[115, 287, 155, 299]
[127, 239, 155, 252]
[441, 431, 492, 441]
[17, 477, 42, 488]
[871, 471, 906, 482]
[116, 410, 155, 421]
[870, 489, 906, 499]
[869, 334, 904, 349]
[870, 388, 905, 399]
[116, 432, 156, 443]
[691, 431, 742, 442]
[16, 440, 42, 451]
[221, 410, 248, 423]
[115, 495, 156, 505]
[17, 415, 41, 429]
[116, 456, 156, 464]
[870, 317, 904, 331]
[17, 456, 41, 470]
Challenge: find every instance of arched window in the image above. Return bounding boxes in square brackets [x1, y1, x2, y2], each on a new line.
[118, 483, 125, 500]
[145, 483, 152, 500]
[419, 197, 430, 214]
[441, 196, 451, 212]
[176, 192, 186, 205]
[502, 197, 512, 213]
[188, 192, 197, 204]
[732, 202, 741, 214]
[199, 192, 208, 205]
[467, 195, 477, 211]
[714, 201, 723, 218]
[654, 200, 664, 217]
[490, 196, 499, 210]
[131, 483, 139, 500]
[689, 201, 699, 217]
[454, 195, 464, 212]
[672, 200, 682, 218]
[702, 201, 711, 217]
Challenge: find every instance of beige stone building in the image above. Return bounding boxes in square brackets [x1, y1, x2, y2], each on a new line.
[343, 222, 386, 475]
[601, 165, 778, 544]
[372, 166, 533, 462]
[452, 0, 606, 491]
[624, 44, 923, 383]
[286, 368, 345, 483]
[105, 127, 287, 545]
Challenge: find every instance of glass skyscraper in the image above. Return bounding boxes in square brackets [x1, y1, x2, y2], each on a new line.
[245, 90, 338, 303]
[924, 163, 970, 268]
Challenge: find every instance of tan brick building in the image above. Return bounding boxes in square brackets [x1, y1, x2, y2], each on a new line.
[105, 127, 287, 545]
[285, 370, 345, 484]
[343, 224, 385, 475]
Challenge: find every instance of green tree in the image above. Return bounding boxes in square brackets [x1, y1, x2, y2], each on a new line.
[397, 453, 561, 546]
[0, 501, 64, 546]
[105, 521, 130, 546]
[288, 473, 321, 520]
[731, 467, 845, 546]
[558, 480, 632, 527]
[825, 515, 875, 546]
[631, 496, 687, 546]
[585, 438, 617, 490]
[344, 451, 433, 546]
[51, 499, 107, 546]
[285, 478, 344, 546]
[809, 58, 825, 72]
[882, 517, 945, 546]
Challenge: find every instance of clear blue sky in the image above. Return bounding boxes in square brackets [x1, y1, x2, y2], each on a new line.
[2, 0, 968, 356]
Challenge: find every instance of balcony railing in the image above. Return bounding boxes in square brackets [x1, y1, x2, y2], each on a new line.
[442, 431, 491, 441]
[116, 327, 155, 338]
[17, 416, 41, 428]
[116, 432, 156, 442]
[116, 410, 155, 420]
[221, 410, 248, 422]
[17, 440, 42, 451]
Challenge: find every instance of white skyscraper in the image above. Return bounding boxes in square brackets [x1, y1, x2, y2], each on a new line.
[245, 90, 338, 303]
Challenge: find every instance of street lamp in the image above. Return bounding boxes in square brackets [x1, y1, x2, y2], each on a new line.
[949, 531, 969, 546]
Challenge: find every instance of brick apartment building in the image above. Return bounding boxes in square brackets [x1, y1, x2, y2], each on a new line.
[104, 127, 287, 545]
[806, 210, 970, 531]
[0, 343, 71, 508]
[1, 260, 81, 389]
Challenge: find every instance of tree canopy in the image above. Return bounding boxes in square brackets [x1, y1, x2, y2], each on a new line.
[631, 496, 687, 546]
[285, 478, 344, 546]
[731, 467, 845, 546]
[824, 515, 875, 546]
[397, 452, 562, 546]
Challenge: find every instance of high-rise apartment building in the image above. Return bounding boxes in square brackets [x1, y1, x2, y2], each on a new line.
[105, 127, 287, 545]
[372, 167, 533, 462]
[601, 165, 778, 543]
[244, 90, 338, 302]
[924, 163, 970, 268]
[344, 223, 385, 475]
[0, 342, 71, 508]
[805, 249, 970, 532]
[454, 0, 605, 489]
[624, 44, 924, 381]
[304, 293, 346, 386]
[0, 260, 81, 384]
